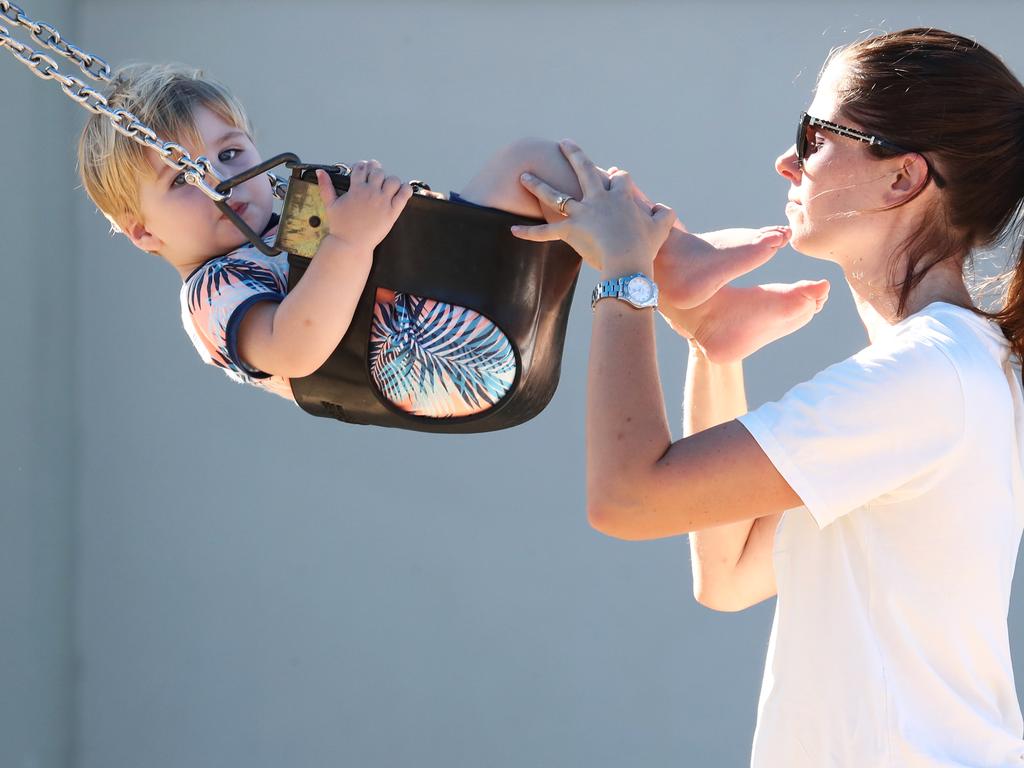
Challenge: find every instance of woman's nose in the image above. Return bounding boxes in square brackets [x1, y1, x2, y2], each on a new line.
[775, 145, 801, 183]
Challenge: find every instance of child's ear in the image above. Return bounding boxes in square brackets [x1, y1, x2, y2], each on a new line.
[124, 219, 163, 254]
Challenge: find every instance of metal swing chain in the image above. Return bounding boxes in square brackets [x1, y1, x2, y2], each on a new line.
[0, 0, 111, 79]
[0, 0, 289, 202]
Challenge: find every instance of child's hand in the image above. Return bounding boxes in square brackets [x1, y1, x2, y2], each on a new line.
[315, 160, 414, 252]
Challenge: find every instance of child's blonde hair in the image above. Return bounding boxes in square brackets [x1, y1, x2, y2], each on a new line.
[77, 62, 253, 234]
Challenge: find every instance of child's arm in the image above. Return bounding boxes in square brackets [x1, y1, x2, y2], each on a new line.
[238, 161, 413, 379]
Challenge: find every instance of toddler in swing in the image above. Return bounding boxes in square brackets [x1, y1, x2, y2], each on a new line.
[77, 63, 829, 417]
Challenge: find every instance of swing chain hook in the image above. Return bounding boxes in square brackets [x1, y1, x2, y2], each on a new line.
[184, 156, 229, 203]
[268, 173, 289, 200]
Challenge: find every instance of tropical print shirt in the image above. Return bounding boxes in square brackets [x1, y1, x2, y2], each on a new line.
[179, 214, 517, 417]
[179, 215, 292, 400]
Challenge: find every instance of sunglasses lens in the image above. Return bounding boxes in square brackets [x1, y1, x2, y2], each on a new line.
[796, 114, 808, 165]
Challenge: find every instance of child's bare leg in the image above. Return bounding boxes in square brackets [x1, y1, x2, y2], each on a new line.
[458, 139, 830, 360]
[458, 137, 584, 220]
[459, 139, 781, 305]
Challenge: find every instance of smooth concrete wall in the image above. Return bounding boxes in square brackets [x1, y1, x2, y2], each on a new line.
[0, 0, 77, 766]
[3, 1, 1024, 767]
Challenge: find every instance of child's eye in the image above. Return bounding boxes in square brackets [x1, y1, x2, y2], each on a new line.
[170, 149, 242, 188]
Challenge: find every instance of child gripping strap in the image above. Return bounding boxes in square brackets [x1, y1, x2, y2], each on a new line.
[218, 159, 581, 433]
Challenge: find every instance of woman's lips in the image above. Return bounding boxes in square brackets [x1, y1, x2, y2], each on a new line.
[224, 202, 248, 218]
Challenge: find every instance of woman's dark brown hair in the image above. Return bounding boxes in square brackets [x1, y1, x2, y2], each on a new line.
[833, 28, 1024, 358]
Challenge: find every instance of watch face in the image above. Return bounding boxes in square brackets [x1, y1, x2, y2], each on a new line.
[627, 276, 653, 303]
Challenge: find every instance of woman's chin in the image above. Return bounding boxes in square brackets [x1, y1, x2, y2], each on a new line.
[787, 228, 811, 255]
[788, 235, 837, 265]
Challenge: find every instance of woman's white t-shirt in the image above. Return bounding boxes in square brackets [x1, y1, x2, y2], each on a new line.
[737, 303, 1024, 767]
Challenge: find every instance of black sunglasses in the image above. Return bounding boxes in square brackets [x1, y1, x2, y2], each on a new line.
[796, 112, 945, 188]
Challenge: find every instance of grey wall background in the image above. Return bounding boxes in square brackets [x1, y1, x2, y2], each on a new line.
[4, 1, 1024, 767]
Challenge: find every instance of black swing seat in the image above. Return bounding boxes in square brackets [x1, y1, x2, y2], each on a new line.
[217, 156, 581, 433]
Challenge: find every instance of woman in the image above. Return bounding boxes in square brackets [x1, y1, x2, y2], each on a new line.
[514, 28, 1024, 767]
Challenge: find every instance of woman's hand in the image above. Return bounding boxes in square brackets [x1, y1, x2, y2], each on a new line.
[511, 140, 677, 274]
[315, 160, 414, 253]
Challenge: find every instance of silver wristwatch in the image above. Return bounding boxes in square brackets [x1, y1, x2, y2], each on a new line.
[591, 272, 659, 311]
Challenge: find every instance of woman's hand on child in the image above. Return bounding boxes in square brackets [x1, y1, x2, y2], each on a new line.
[315, 160, 414, 253]
[511, 140, 677, 274]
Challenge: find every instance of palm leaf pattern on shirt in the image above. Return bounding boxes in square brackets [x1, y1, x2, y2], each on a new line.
[370, 293, 517, 417]
[187, 257, 284, 315]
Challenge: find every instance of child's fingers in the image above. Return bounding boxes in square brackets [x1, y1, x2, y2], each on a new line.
[510, 221, 568, 243]
[316, 169, 338, 207]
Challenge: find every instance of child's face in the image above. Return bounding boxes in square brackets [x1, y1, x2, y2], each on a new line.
[126, 105, 274, 274]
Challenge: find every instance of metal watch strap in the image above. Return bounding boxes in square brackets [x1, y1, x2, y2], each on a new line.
[591, 273, 657, 310]
[591, 277, 627, 309]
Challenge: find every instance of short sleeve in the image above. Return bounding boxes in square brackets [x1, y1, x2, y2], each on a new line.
[736, 323, 966, 528]
[182, 253, 287, 380]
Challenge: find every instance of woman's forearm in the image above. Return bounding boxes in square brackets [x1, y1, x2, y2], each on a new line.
[520, 140, 795, 545]
[683, 345, 765, 609]
[586, 259, 675, 534]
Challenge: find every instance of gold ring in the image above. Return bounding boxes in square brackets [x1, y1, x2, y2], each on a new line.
[556, 194, 573, 216]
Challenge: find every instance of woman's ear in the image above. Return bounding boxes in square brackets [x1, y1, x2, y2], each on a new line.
[884, 153, 931, 206]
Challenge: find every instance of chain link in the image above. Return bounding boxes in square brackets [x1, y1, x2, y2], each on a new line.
[0, 2, 289, 204]
[0, 1, 110, 82]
